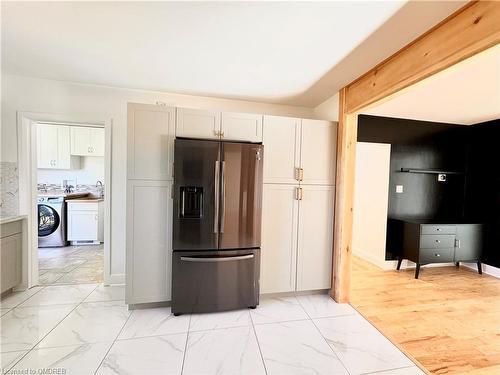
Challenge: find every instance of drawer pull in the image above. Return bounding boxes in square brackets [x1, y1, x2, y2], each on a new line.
[435, 240, 440, 243]
[436, 228, 442, 231]
[434, 253, 441, 257]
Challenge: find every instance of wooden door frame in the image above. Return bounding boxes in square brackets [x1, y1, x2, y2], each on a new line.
[331, 1, 500, 302]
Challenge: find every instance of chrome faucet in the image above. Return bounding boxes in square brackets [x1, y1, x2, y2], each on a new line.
[96, 180, 104, 198]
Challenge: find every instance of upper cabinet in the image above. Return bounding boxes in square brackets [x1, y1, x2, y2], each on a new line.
[37, 124, 80, 170]
[70, 126, 105, 157]
[263, 116, 337, 185]
[128, 103, 175, 180]
[300, 119, 337, 185]
[262, 115, 301, 184]
[176, 108, 221, 140]
[221, 112, 262, 142]
[176, 108, 263, 142]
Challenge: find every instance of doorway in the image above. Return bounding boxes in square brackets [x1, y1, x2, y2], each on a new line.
[17, 113, 112, 289]
[36, 122, 106, 285]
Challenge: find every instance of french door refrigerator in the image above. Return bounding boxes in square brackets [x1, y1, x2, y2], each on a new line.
[172, 138, 263, 315]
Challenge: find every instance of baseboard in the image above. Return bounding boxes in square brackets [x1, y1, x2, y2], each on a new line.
[105, 273, 125, 285]
[462, 262, 500, 278]
[353, 248, 391, 269]
[260, 289, 329, 299]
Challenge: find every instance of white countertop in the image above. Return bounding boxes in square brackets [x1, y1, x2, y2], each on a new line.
[0, 215, 27, 225]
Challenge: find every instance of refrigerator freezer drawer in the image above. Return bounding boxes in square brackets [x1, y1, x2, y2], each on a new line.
[172, 249, 260, 314]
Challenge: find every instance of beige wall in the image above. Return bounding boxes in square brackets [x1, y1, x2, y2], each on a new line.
[352, 142, 391, 268]
[1, 74, 316, 280]
[313, 92, 339, 122]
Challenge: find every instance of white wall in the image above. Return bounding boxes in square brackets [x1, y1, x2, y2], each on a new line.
[352, 142, 391, 269]
[38, 156, 105, 186]
[1, 74, 316, 280]
[313, 92, 339, 122]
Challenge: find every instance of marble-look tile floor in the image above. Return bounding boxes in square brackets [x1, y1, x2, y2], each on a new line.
[0, 286, 424, 375]
[38, 244, 104, 285]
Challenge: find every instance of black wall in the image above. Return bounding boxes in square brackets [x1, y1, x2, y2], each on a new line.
[358, 115, 468, 222]
[464, 120, 500, 267]
[357, 115, 500, 265]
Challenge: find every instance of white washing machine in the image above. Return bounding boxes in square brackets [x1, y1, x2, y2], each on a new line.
[38, 196, 67, 247]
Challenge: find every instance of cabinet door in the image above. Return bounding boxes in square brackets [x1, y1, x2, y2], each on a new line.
[37, 124, 58, 169]
[1, 233, 22, 293]
[262, 115, 301, 184]
[67, 210, 98, 241]
[71, 127, 91, 156]
[176, 107, 220, 140]
[261, 184, 299, 293]
[221, 112, 263, 142]
[55, 125, 72, 169]
[128, 103, 175, 180]
[300, 119, 337, 185]
[126, 180, 172, 304]
[296, 185, 334, 291]
[90, 128, 105, 156]
[455, 224, 483, 262]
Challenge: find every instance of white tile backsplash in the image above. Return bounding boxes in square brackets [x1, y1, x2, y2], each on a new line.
[0, 161, 19, 217]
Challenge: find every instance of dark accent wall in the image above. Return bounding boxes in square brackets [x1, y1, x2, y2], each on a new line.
[358, 115, 500, 266]
[358, 115, 468, 221]
[464, 119, 500, 267]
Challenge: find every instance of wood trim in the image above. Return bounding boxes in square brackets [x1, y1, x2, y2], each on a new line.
[330, 89, 357, 303]
[332, 1, 500, 302]
[345, 1, 500, 113]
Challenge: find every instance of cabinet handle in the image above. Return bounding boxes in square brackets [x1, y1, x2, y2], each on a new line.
[214, 129, 219, 136]
[220, 131, 225, 138]
[294, 167, 300, 181]
[434, 253, 441, 257]
[295, 187, 303, 201]
[435, 240, 440, 243]
[88, 146, 91, 153]
[299, 168, 304, 181]
[95, 214, 98, 220]
[436, 228, 442, 231]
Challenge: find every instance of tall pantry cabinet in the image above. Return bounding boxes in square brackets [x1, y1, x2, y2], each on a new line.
[261, 116, 337, 293]
[126, 103, 175, 304]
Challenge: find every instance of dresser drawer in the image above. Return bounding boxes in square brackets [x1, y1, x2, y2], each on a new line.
[420, 234, 455, 249]
[421, 225, 456, 235]
[419, 248, 454, 264]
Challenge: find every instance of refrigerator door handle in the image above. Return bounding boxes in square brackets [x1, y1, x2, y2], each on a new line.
[214, 161, 220, 233]
[220, 160, 226, 233]
[180, 254, 254, 263]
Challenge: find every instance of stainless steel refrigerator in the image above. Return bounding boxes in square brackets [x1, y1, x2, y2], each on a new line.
[172, 138, 263, 315]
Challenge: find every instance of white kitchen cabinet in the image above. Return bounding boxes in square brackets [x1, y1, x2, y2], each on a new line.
[1, 221, 22, 294]
[126, 180, 172, 304]
[300, 119, 337, 185]
[261, 184, 334, 294]
[37, 124, 80, 169]
[67, 201, 104, 244]
[296, 185, 334, 291]
[262, 115, 301, 184]
[127, 103, 175, 180]
[176, 107, 221, 140]
[70, 126, 105, 156]
[261, 184, 299, 293]
[262, 116, 336, 186]
[221, 112, 263, 142]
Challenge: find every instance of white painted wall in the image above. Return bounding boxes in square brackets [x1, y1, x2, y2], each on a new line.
[352, 142, 391, 269]
[1, 74, 315, 280]
[313, 92, 339, 122]
[38, 156, 104, 186]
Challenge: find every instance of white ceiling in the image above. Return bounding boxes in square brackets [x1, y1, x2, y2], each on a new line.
[1, 1, 465, 107]
[363, 44, 500, 125]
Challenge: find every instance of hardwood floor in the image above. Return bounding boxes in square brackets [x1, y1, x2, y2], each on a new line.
[351, 256, 500, 375]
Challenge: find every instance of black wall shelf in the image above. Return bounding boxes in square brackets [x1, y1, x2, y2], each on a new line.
[400, 168, 463, 175]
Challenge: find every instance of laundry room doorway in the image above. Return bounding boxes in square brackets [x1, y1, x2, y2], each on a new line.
[17, 112, 112, 288]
